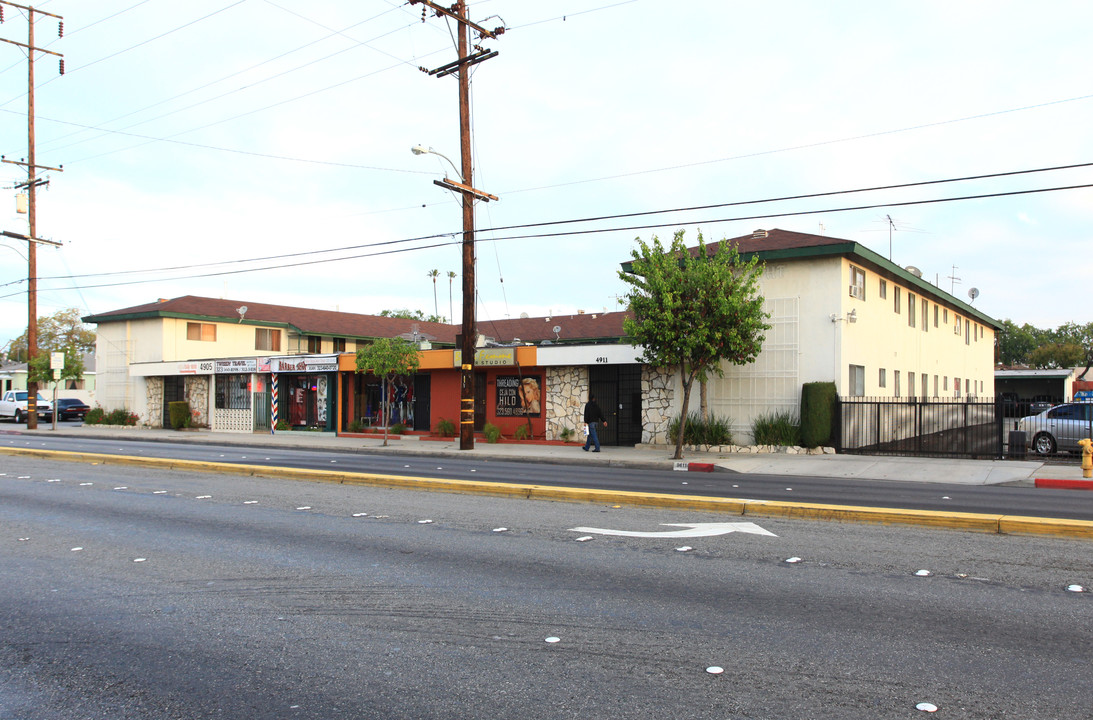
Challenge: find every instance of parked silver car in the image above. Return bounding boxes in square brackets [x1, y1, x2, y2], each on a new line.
[1017, 402, 1093, 455]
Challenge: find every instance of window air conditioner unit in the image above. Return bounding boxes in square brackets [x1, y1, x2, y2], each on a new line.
[849, 285, 863, 299]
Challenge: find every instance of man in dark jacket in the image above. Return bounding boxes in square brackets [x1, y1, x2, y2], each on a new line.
[582, 394, 607, 452]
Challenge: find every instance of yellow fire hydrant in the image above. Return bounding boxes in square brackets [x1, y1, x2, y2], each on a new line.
[1080, 438, 1093, 479]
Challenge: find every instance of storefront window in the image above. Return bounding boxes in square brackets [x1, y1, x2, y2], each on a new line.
[215, 374, 251, 410]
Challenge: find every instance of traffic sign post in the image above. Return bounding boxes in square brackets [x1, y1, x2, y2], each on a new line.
[49, 351, 63, 430]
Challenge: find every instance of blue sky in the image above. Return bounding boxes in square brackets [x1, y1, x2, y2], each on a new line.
[2, 0, 1092, 348]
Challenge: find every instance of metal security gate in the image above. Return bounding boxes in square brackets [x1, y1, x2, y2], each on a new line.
[589, 365, 643, 447]
[837, 396, 1005, 459]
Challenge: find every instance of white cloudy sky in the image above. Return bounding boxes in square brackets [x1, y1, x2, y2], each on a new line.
[2, 0, 1092, 348]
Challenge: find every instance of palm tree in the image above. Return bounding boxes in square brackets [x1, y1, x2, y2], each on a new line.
[447, 271, 457, 324]
[428, 269, 439, 317]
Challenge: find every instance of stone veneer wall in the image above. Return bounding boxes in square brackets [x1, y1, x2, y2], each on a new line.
[185, 376, 209, 427]
[144, 376, 164, 428]
[641, 365, 674, 444]
[545, 366, 587, 440]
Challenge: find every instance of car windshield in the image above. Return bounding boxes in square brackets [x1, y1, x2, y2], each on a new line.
[11, 392, 46, 402]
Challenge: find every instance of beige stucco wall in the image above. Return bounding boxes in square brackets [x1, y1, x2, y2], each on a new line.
[682, 255, 997, 444]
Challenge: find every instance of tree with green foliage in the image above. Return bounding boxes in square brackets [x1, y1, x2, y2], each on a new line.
[5, 307, 95, 362]
[27, 345, 85, 388]
[379, 308, 446, 324]
[619, 230, 770, 460]
[1028, 342, 1086, 369]
[355, 337, 421, 446]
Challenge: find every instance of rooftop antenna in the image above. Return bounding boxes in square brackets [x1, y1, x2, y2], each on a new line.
[886, 214, 896, 260]
[948, 265, 961, 295]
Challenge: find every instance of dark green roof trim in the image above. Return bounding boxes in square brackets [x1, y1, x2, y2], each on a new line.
[619, 236, 1000, 330]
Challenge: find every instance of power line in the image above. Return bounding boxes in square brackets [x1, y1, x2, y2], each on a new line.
[6, 178, 1092, 301]
[21, 159, 1093, 284]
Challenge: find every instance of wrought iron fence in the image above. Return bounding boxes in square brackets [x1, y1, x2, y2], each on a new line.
[836, 396, 1006, 459]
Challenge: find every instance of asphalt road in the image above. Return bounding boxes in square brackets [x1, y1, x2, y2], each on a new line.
[4, 432, 1093, 521]
[1, 457, 1091, 719]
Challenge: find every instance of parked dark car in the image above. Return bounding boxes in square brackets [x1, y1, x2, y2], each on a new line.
[55, 398, 91, 421]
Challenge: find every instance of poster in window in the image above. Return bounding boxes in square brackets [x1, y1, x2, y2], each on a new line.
[496, 375, 541, 417]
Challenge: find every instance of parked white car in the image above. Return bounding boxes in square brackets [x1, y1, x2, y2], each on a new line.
[0, 390, 54, 423]
[1016, 402, 1093, 455]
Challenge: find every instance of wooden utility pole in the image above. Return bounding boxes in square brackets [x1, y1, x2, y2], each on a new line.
[410, 0, 503, 450]
[0, 1, 64, 430]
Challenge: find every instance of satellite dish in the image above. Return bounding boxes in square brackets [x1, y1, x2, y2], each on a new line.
[552, 325, 561, 333]
[519, 312, 529, 318]
[968, 287, 979, 302]
[905, 265, 923, 278]
[236, 305, 248, 322]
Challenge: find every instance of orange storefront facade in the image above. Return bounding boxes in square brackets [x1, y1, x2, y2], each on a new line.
[336, 346, 545, 437]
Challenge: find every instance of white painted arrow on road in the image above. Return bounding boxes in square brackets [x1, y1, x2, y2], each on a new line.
[568, 522, 777, 538]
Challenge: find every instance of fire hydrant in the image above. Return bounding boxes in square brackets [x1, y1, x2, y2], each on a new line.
[1080, 438, 1093, 479]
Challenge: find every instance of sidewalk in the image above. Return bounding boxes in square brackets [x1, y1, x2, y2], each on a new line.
[24, 424, 1087, 487]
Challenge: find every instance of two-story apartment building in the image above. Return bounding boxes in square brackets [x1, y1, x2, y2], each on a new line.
[654, 229, 999, 443]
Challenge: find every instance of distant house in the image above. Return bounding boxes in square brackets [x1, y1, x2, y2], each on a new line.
[0, 354, 95, 404]
[623, 229, 1001, 444]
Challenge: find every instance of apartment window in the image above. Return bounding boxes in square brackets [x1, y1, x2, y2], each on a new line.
[943, 308, 949, 324]
[332, 337, 346, 352]
[933, 375, 939, 397]
[66, 379, 85, 390]
[944, 376, 949, 391]
[972, 323, 978, 342]
[307, 336, 322, 354]
[255, 328, 281, 351]
[849, 265, 866, 300]
[909, 372, 916, 397]
[965, 320, 971, 345]
[966, 378, 971, 396]
[186, 322, 216, 342]
[934, 304, 939, 328]
[954, 377, 961, 398]
[878, 368, 887, 388]
[954, 316, 962, 335]
[894, 370, 901, 398]
[921, 299, 929, 332]
[849, 365, 865, 397]
[879, 279, 887, 299]
[908, 293, 916, 328]
[921, 374, 928, 398]
[894, 287, 901, 314]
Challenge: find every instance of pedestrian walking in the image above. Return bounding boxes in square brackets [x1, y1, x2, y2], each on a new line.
[582, 393, 607, 452]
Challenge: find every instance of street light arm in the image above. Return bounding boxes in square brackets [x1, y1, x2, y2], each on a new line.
[410, 145, 461, 181]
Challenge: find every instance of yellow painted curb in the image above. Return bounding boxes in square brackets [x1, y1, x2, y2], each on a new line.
[5, 446, 1093, 539]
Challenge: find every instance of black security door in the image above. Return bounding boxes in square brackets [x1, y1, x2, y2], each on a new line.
[413, 374, 431, 431]
[163, 376, 185, 428]
[588, 365, 643, 446]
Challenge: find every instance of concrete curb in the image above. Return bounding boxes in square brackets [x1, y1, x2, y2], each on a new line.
[5, 446, 1093, 540]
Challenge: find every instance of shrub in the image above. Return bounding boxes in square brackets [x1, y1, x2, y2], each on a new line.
[85, 407, 138, 426]
[347, 420, 365, 433]
[483, 422, 501, 443]
[435, 417, 456, 437]
[559, 426, 575, 442]
[800, 382, 836, 448]
[752, 411, 801, 446]
[168, 401, 191, 429]
[275, 420, 291, 431]
[667, 412, 734, 449]
[390, 422, 407, 435]
[514, 424, 531, 441]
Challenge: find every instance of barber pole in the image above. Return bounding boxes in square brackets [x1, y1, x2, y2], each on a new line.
[271, 374, 278, 434]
